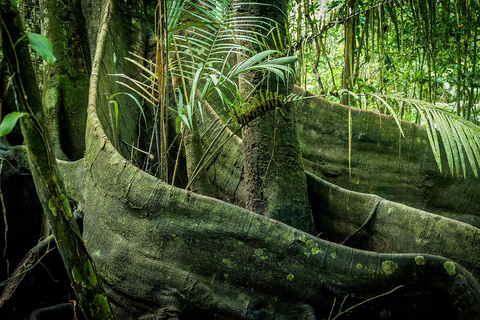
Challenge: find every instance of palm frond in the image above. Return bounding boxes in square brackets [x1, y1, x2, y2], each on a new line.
[372, 94, 480, 178]
[168, 0, 296, 130]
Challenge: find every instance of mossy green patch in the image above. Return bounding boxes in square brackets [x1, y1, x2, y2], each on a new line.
[382, 260, 398, 276]
[48, 198, 57, 216]
[87, 260, 98, 287]
[92, 294, 112, 318]
[415, 256, 425, 266]
[71, 260, 98, 289]
[305, 239, 321, 255]
[286, 273, 294, 281]
[330, 252, 337, 259]
[444, 261, 456, 275]
[174, 236, 185, 245]
[222, 258, 236, 268]
[254, 248, 267, 260]
[356, 263, 363, 269]
[61, 194, 73, 217]
[72, 267, 83, 286]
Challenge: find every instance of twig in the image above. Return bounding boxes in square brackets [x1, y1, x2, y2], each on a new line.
[0, 160, 8, 278]
[329, 285, 405, 320]
[122, 141, 154, 159]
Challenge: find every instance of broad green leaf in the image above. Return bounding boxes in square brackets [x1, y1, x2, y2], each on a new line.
[434, 112, 455, 176]
[27, 33, 57, 65]
[267, 56, 299, 65]
[0, 112, 27, 137]
[231, 50, 278, 76]
[175, 115, 182, 133]
[453, 119, 478, 177]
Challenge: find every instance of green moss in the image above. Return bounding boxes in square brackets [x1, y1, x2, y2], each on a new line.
[48, 198, 57, 216]
[61, 194, 72, 217]
[356, 263, 363, 269]
[286, 273, 294, 281]
[330, 252, 337, 259]
[92, 294, 112, 319]
[382, 260, 398, 276]
[71, 260, 98, 289]
[444, 261, 456, 275]
[222, 258, 236, 268]
[415, 256, 425, 266]
[87, 260, 98, 287]
[72, 267, 83, 285]
[174, 236, 185, 245]
[311, 243, 320, 255]
[254, 248, 267, 260]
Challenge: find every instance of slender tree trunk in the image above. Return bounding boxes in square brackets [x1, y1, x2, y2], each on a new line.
[0, 2, 115, 318]
[304, 0, 325, 94]
[341, 0, 355, 105]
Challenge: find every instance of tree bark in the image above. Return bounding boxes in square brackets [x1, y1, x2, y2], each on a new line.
[236, 0, 314, 234]
[0, 1, 115, 318]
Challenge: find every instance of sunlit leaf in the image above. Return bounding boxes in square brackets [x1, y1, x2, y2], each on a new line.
[0, 112, 27, 137]
[27, 33, 57, 65]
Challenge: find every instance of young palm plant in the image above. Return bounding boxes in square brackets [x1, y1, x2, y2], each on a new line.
[111, 0, 298, 189]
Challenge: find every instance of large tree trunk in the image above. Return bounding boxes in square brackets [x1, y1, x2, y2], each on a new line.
[2, 0, 480, 319]
[81, 2, 480, 319]
[85, 69, 480, 318]
[236, 0, 314, 234]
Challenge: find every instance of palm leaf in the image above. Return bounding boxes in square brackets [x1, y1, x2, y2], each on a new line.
[169, 0, 296, 126]
[373, 94, 480, 178]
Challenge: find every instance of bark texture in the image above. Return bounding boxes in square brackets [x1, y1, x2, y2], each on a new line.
[307, 172, 480, 280]
[236, 0, 314, 233]
[81, 5, 480, 317]
[84, 100, 480, 319]
[294, 87, 480, 218]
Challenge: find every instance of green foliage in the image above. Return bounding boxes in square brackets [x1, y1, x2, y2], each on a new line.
[290, 0, 480, 178]
[22, 33, 56, 65]
[0, 112, 27, 137]
[109, 92, 147, 130]
[169, 87, 192, 132]
[112, 0, 297, 135]
[170, 0, 297, 130]
[350, 93, 480, 178]
[229, 90, 293, 128]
